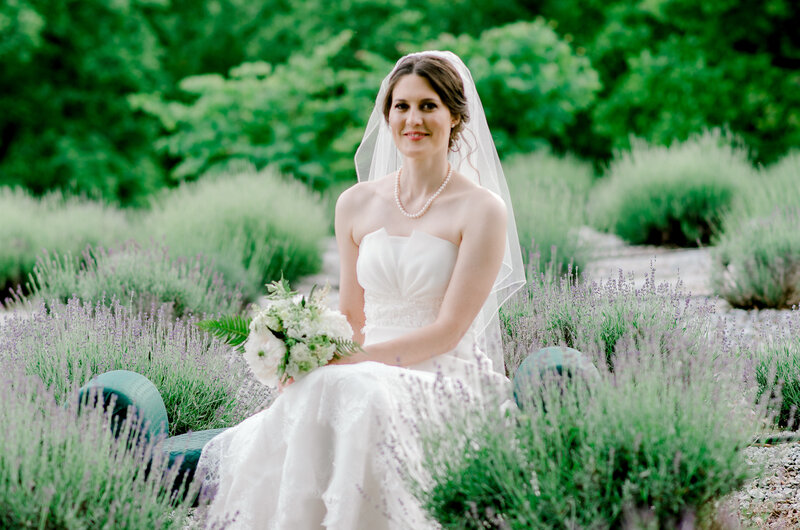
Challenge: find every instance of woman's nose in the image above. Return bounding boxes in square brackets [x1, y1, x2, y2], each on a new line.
[407, 108, 423, 125]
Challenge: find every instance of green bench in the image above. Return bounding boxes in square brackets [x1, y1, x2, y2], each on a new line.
[76, 369, 227, 501]
[513, 346, 600, 409]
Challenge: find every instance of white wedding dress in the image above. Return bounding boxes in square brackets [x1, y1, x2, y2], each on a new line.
[197, 227, 508, 529]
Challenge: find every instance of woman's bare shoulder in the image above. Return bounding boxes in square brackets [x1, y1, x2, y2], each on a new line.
[337, 175, 393, 207]
[335, 176, 394, 229]
[454, 176, 507, 221]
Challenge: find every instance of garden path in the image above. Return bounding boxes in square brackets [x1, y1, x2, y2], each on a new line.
[579, 226, 713, 297]
[295, 236, 341, 309]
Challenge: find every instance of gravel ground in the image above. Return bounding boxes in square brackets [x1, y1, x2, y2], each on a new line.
[720, 442, 800, 528]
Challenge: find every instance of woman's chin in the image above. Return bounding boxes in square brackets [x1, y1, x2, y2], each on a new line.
[397, 143, 448, 160]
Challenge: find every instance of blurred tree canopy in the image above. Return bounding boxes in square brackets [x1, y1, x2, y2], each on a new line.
[1, 0, 798, 203]
[131, 33, 390, 189]
[135, 20, 598, 188]
[0, 0, 168, 205]
[533, 0, 800, 163]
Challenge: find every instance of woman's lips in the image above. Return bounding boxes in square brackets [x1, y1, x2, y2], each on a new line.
[404, 132, 428, 141]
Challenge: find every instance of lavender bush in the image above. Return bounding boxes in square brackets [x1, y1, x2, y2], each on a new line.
[0, 187, 130, 294]
[141, 167, 328, 301]
[0, 365, 194, 528]
[754, 310, 800, 429]
[413, 267, 764, 528]
[413, 338, 761, 528]
[590, 129, 755, 246]
[712, 153, 800, 308]
[25, 242, 242, 318]
[0, 297, 269, 435]
[504, 150, 594, 275]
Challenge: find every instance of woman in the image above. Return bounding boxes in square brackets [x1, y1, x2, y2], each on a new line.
[198, 51, 525, 529]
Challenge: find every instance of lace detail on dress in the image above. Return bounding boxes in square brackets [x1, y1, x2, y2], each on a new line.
[363, 292, 442, 333]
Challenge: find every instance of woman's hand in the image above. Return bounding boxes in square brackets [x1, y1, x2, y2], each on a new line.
[329, 350, 370, 366]
[276, 377, 295, 393]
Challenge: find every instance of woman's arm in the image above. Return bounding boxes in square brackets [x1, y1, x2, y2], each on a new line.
[335, 185, 366, 345]
[338, 190, 508, 367]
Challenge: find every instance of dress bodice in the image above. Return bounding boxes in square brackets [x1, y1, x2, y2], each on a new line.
[356, 227, 458, 337]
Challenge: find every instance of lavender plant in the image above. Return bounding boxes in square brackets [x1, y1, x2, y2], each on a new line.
[0, 297, 269, 435]
[0, 187, 130, 294]
[141, 167, 328, 301]
[590, 129, 755, 247]
[0, 366, 195, 528]
[502, 265, 710, 374]
[754, 310, 800, 429]
[712, 153, 800, 308]
[25, 242, 243, 318]
[413, 320, 761, 528]
[504, 150, 594, 275]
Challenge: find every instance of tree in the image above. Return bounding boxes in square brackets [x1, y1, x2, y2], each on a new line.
[0, 0, 168, 205]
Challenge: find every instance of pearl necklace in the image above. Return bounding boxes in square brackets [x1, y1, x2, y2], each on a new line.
[394, 164, 453, 219]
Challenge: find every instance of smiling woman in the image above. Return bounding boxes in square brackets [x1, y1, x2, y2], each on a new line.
[196, 52, 525, 529]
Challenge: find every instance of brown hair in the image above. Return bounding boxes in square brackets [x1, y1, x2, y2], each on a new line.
[382, 54, 469, 152]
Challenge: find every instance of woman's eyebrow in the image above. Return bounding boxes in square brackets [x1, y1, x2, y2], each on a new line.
[393, 97, 439, 103]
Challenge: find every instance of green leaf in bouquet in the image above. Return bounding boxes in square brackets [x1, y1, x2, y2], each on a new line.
[331, 337, 363, 358]
[196, 315, 252, 352]
[265, 275, 294, 299]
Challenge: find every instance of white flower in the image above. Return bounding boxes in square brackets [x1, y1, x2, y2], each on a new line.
[319, 308, 353, 339]
[250, 309, 282, 335]
[243, 330, 285, 387]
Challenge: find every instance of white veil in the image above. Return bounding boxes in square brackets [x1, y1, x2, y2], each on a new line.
[354, 50, 526, 375]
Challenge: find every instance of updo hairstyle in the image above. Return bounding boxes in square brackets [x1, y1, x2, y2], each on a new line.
[382, 54, 470, 152]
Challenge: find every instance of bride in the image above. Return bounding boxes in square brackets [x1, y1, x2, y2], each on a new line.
[197, 51, 525, 529]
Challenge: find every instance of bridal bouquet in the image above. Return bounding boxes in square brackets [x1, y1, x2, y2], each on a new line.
[198, 279, 360, 387]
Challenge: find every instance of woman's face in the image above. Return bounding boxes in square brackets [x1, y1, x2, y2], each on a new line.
[388, 74, 457, 160]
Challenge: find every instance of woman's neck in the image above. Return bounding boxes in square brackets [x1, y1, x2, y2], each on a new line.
[400, 156, 450, 196]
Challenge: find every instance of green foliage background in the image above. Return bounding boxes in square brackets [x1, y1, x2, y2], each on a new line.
[2, 0, 797, 203]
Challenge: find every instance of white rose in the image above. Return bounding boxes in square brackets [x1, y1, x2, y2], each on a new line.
[320, 309, 353, 339]
[243, 330, 285, 387]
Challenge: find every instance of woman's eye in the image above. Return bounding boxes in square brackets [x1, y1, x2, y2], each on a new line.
[394, 103, 408, 110]
[422, 103, 437, 110]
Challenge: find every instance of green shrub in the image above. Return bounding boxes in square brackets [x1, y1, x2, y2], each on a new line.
[712, 208, 800, 309]
[711, 153, 800, 308]
[503, 150, 594, 275]
[0, 187, 130, 294]
[0, 298, 268, 435]
[424, 19, 601, 157]
[413, 330, 760, 528]
[755, 311, 800, 429]
[590, 130, 755, 246]
[26, 242, 242, 318]
[141, 167, 327, 301]
[0, 368, 194, 528]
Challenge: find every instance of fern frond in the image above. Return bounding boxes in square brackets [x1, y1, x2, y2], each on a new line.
[197, 315, 252, 352]
[331, 337, 363, 357]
